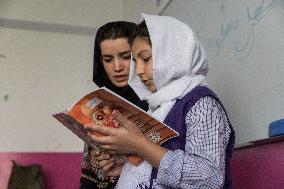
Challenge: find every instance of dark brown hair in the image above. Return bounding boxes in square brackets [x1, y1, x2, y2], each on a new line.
[92, 21, 148, 111]
[93, 21, 136, 87]
[130, 20, 151, 46]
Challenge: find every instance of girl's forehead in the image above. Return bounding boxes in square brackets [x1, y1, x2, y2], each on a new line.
[100, 38, 130, 53]
[132, 36, 150, 46]
[101, 38, 129, 47]
[131, 38, 151, 52]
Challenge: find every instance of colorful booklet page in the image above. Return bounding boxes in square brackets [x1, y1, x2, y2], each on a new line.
[53, 87, 178, 166]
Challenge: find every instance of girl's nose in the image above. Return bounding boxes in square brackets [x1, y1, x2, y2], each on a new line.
[135, 61, 145, 75]
[113, 58, 123, 72]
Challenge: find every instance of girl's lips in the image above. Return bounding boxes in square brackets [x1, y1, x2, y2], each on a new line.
[115, 75, 128, 82]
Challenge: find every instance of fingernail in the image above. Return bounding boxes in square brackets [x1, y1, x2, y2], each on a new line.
[112, 110, 119, 117]
[84, 123, 92, 128]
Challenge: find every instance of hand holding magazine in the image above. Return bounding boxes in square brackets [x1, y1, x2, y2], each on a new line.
[53, 87, 178, 166]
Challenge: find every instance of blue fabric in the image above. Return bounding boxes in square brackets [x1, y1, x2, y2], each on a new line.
[269, 119, 284, 137]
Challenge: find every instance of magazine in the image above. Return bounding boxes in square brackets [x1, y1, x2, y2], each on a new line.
[53, 87, 178, 166]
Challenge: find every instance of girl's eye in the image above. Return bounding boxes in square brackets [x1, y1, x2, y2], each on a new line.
[122, 55, 131, 60]
[103, 59, 112, 63]
[143, 56, 152, 63]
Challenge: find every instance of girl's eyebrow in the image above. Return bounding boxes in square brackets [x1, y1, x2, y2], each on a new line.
[102, 55, 112, 58]
[138, 50, 151, 57]
[119, 50, 131, 56]
[102, 50, 130, 58]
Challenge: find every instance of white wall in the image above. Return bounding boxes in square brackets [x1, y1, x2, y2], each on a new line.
[162, 0, 284, 145]
[0, 28, 96, 151]
[122, 0, 172, 22]
[0, 0, 123, 27]
[122, 0, 157, 22]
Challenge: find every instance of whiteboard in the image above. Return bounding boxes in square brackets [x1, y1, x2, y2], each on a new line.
[163, 0, 284, 144]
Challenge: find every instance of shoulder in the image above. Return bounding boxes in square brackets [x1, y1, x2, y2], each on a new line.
[178, 86, 219, 105]
[184, 96, 233, 150]
[176, 86, 222, 113]
[191, 96, 224, 111]
[185, 96, 229, 130]
[178, 88, 234, 150]
[186, 96, 226, 118]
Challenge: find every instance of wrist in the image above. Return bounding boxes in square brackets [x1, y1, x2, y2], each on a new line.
[131, 134, 148, 155]
[136, 137, 167, 166]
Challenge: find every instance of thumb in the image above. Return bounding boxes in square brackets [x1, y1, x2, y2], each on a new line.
[111, 110, 132, 129]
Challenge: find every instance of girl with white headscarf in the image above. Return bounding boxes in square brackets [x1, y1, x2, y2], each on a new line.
[86, 14, 235, 189]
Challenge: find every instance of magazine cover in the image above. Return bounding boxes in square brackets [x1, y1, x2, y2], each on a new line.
[53, 87, 178, 166]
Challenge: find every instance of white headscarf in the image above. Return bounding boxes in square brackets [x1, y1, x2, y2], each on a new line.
[115, 14, 209, 188]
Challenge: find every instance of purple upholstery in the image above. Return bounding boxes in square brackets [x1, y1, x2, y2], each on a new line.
[231, 138, 284, 189]
[0, 152, 82, 188]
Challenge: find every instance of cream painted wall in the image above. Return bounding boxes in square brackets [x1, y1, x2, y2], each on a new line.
[0, 28, 96, 151]
[122, 0, 157, 22]
[0, 0, 123, 27]
[122, 0, 172, 22]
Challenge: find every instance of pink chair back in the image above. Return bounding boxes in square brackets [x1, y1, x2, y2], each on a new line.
[232, 137, 284, 189]
[0, 152, 82, 189]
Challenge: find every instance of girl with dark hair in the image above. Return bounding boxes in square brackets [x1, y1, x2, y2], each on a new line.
[80, 21, 148, 189]
[92, 21, 148, 109]
[86, 14, 235, 189]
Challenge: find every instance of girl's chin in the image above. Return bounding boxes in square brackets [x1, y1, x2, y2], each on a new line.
[146, 85, 157, 93]
[149, 86, 157, 92]
[113, 81, 128, 88]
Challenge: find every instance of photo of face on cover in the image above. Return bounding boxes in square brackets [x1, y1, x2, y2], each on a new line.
[80, 98, 119, 127]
